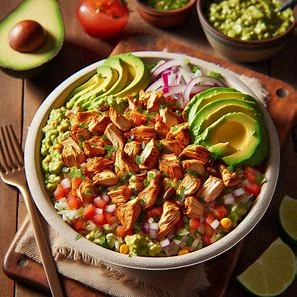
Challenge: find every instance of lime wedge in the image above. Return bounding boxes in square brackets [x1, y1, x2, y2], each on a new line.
[279, 195, 297, 242]
[237, 238, 296, 296]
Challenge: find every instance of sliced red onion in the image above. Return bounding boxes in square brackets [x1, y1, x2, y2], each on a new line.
[163, 84, 186, 97]
[146, 76, 164, 91]
[104, 204, 116, 213]
[151, 58, 191, 80]
[162, 70, 171, 93]
[160, 238, 170, 248]
[60, 177, 71, 189]
[182, 84, 210, 108]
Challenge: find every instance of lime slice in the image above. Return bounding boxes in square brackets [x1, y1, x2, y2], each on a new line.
[237, 238, 296, 296]
[279, 195, 297, 242]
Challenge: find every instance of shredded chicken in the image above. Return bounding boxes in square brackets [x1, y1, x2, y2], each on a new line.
[116, 198, 141, 230]
[71, 125, 91, 143]
[219, 164, 241, 187]
[61, 137, 86, 167]
[166, 122, 190, 147]
[108, 185, 132, 206]
[139, 138, 160, 170]
[88, 114, 111, 135]
[179, 144, 211, 164]
[124, 141, 142, 159]
[158, 153, 183, 179]
[154, 120, 170, 138]
[197, 176, 224, 203]
[181, 159, 206, 175]
[128, 172, 146, 193]
[138, 181, 160, 210]
[85, 157, 114, 175]
[158, 201, 181, 240]
[114, 151, 139, 176]
[159, 139, 183, 155]
[83, 136, 106, 157]
[160, 107, 181, 127]
[109, 107, 132, 132]
[104, 123, 126, 149]
[176, 174, 201, 197]
[129, 125, 156, 143]
[77, 178, 96, 204]
[92, 169, 119, 186]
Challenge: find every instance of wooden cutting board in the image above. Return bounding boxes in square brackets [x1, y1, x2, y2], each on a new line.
[3, 33, 297, 297]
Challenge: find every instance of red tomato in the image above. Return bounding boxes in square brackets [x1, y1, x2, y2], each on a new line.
[83, 204, 97, 219]
[53, 184, 65, 200]
[71, 177, 82, 190]
[93, 196, 107, 209]
[67, 195, 83, 209]
[146, 206, 162, 218]
[244, 181, 261, 197]
[92, 213, 106, 226]
[189, 218, 200, 230]
[73, 218, 86, 231]
[244, 166, 257, 183]
[213, 205, 227, 220]
[76, 0, 129, 39]
[104, 212, 114, 224]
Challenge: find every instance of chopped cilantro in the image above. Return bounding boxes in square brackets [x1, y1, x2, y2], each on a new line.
[69, 167, 84, 179]
[75, 234, 82, 241]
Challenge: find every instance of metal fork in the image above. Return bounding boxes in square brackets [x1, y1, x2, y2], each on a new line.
[0, 125, 64, 297]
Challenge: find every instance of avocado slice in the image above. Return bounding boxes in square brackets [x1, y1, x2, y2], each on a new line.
[196, 112, 263, 166]
[0, 0, 64, 77]
[190, 98, 259, 138]
[185, 87, 255, 124]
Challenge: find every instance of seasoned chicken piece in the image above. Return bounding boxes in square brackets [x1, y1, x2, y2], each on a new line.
[88, 114, 110, 135]
[184, 196, 204, 219]
[77, 178, 96, 204]
[159, 139, 183, 155]
[182, 159, 206, 176]
[104, 123, 126, 149]
[83, 136, 106, 157]
[61, 137, 86, 167]
[124, 141, 142, 159]
[128, 172, 146, 193]
[159, 107, 181, 127]
[158, 153, 183, 179]
[146, 169, 162, 184]
[85, 157, 114, 175]
[158, 201, 181, 240]
[109, 107, 132, 132]
[116, 198, 141, 230]
[176, 174, 201, 197]
[70, 111, 99, 126]
[179, 144, 211, 164]
[138, 180, 160, 210]
[154, 120, 169, 138]
[129, 125, 156, 143]
[115, 151, 139, 176]
[127, 95, 142, 111]
[108, 185, 132, 206]
[93, 169, 119, 186]
[138, 139, 160, 170]
[139, 90, 165, 112]
[197, 176, 224, 203]
[166, 122, 190, 147]
[219, 164, 241, 187]
[71, 125, 91, 143]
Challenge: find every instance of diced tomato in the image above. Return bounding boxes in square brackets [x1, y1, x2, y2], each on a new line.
[104, 212, 114, 224]
[244, 181, 261, 197]
[92, 213, 106, 226]
[189, 218, 200, 230]
[130, 111, 147, 126]
[213, 205, 227, 220]
[205, 224, 215, 237]
[67, 195, 83, 209]
[83, 204, 96, 219]
[71, 177, 82, 190]
[146, 207, 162, 218]
[244, 166, 257, 183]
[53, 184, 65, 200]
[73, 218, 86, 232]
[205, 213, 215, 226]
[115, 225, 126, 238]
[93, 197, 107, 209]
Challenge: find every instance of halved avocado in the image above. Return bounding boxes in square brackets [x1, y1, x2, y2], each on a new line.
[185, 87, 255, 124]
[196, 112, 263, 166]
[190, 98, 259, 138]
[0, 0, 64, 78]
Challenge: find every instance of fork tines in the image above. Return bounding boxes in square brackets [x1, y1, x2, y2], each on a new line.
[0, 125, 24, 173]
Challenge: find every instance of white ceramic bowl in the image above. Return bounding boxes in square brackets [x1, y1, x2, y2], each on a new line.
[25, 51, 280, 270]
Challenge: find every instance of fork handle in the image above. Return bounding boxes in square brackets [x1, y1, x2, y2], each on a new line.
[19, 185, 65, 297]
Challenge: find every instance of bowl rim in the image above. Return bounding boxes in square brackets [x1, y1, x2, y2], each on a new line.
[24, 51, 280, 270]
[137, 0, 197, 15]
[196, 0, 297, 46]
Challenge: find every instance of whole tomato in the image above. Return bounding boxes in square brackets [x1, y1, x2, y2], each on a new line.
[76, 0, 129, 39]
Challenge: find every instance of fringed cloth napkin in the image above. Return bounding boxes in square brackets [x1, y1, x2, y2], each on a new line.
[15, 76, 268, 297]
[15, 217, 209, 297]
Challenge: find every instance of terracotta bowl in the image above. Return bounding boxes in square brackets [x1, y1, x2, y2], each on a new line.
[136, 0, 197, 28]
[25, 51, 280, 270]
[197, 0, 297, 62]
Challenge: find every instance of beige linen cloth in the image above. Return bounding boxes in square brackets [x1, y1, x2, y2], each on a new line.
[14, 75, 268, 297]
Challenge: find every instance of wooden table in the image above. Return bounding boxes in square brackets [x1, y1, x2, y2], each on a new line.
[1, 1, 297, 296]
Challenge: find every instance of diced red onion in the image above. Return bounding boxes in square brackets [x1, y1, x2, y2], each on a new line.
[146, 77, 164, 91]
[163, 85, 186, 97]
[104, 204, 116, 213]
[232, 187, 246, 197]
[149, 228, 158, 239]
[142, 222, 149, 233]
[210, 219, 220, 230]
[160, 238, 170, 248]
[95, 208, 103, 214]
[101, 194, 110, 203]
[149, 222, 159, 230]
[223, 193, 235, 205]
[60, 177, 71, 189]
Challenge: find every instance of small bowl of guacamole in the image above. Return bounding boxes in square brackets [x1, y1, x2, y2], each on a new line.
[197, 0, 296, 62]
[136, 0, 197, 28]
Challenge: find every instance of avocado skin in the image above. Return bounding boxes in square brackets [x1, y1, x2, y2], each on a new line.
[0, 0, 64, 78]
[187, 87, 269, 166]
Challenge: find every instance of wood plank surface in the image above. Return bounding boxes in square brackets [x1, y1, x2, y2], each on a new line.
[1, 1, 297, 297]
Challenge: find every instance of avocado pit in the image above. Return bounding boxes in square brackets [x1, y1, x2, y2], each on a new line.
[8, 19, 46, 53]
